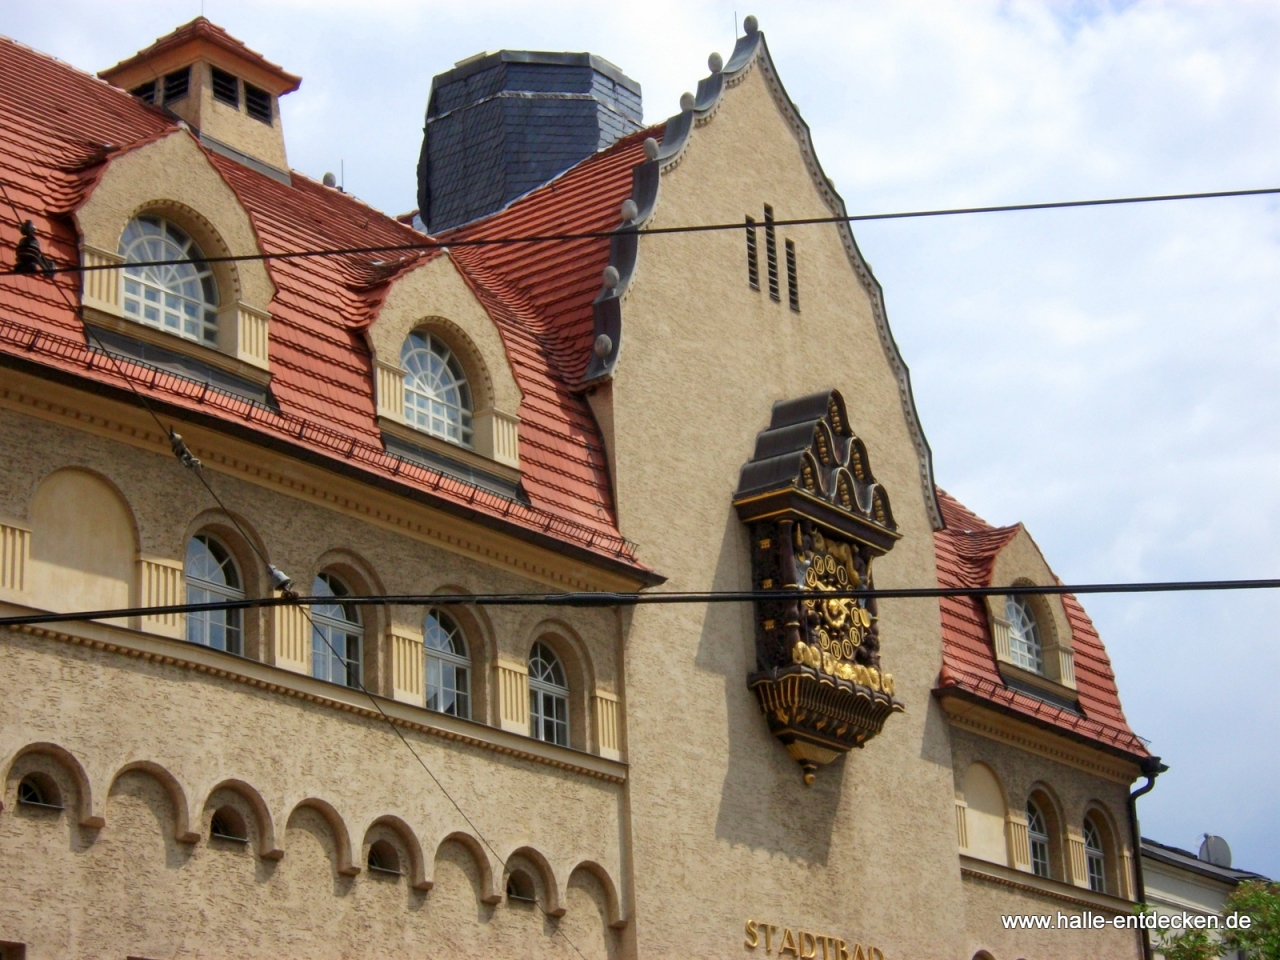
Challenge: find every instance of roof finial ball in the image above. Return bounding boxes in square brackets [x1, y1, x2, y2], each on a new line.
[643, 137, 660, 161]
[620, 199, 639, 222]
[708, 52, 724, 74]
[743, 14, 759, 35]
[594, 334, 613, 359]
[679, 91, 695, 112]
[322, 172, 337, 188]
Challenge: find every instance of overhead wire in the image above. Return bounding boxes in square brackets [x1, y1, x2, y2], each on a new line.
[3, 575, 1280, 631]
[1, 184, 1277, 277]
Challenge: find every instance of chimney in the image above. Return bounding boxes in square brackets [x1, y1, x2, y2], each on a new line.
[99, 18, 300, 182]
[417, 51, 642, 233]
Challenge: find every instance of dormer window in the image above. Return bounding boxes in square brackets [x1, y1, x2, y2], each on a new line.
[119, 216, 219, 345]
[245, 83, 272, 124]
[211, 66, 240, 107]
[163, 66, 190, 103]
[1005, 596, 1044, 674]
[402, 331, 473, 447]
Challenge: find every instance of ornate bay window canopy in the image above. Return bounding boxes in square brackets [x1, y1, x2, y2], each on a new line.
[733, 389, 904, 784]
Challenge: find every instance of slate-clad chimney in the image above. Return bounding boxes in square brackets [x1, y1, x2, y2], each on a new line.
[416, 51, 642, 233]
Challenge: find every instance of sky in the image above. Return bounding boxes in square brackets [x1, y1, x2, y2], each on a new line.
[8, 1, 1279, 877]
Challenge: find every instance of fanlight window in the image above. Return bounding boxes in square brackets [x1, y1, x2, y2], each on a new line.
[1084, 818, 1107, 893]
[1027, 800, 1051, 878]
[311, 573, 362, 688]
[120, 216, 219, 345]
[401, 332, 473, 447]
[1006, 596, 1044, 674]
[186, 535, 243, 655]
[528, 641, 568, 747]
[424, 609, 470, 719]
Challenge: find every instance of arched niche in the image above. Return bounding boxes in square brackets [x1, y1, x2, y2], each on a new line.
[363, 253, 523, 470]
[362, 814, 430, 890]
[431, 830, 501, 905]
[962, 762, 1009, 866]
[203, 778, 282, 860]
[2, 741, 101, 828]
[285, 798, 359, 876]
[108, 760, 200, 844]
[504, 845, 563, 917]
[569, 860, 627, 929]
[27, 468, 137, 620]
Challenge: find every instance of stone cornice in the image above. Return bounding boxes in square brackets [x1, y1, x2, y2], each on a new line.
[960, 855, 1136, 914]
[940, 695, 1141, 784]
[0, 366, 647, 593]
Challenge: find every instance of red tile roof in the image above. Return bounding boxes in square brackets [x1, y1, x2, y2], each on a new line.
[933, 488, 1148, 759]
[0, 33, 649, 577]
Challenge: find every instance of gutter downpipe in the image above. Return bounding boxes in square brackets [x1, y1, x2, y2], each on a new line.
[1128, 755, 1168, 960]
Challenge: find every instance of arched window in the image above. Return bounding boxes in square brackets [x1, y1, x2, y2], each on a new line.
[210, 805, 248, 843]
[367, 839, 402, 876]
[1006, 596, 1044, 674]
[424, 609, 470, 719]
[17, 772, 62, 810]
[528, 641, 568, 747]
[1084, 817, 1107, 893]
[1027, 800, 1051, 878]
[119, 216, 219, 345]
[401, 332, 473, 447]
[185, 535, 244, 655]
[311, 573, 362, 688]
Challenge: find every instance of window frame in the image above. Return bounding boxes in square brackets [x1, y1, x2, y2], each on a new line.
[310, 572, 363, 689]
[528, 641, 569, 747]
[119, 215, 221, 347]
[1005, 595, 1045, 675]
[423, 608, 471, 719]
[184, 533, 245, 656]
[1027, 799, 1052, 878]
[1084, 816, 1107, 893]
[401, 330, 475, 448]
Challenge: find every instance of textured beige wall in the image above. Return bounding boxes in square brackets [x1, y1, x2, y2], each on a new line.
[0, 407, 626, 959]
[608, 61, 967, 959]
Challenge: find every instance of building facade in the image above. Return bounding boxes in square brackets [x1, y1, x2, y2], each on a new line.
[0, 16, 1158, 960]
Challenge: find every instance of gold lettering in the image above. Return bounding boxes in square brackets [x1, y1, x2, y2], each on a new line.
[745, 920, 759, 950]
[836, 939, 850, 960]
[869, 950, 884, 960]
[766, 925, 778, 954]
[779, 928, 799, 957]
[851, 944, 866, 960]
[799, 931, 817, 958]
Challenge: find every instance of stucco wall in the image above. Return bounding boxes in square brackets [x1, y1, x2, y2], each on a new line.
[607, 61, 965, 959]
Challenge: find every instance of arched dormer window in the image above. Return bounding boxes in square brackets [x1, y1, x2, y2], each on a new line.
[1005, 596, 1044, 674]
[1084, 816, 1107, 893]
[120, 216, 219, 346]
[1027, 800, 1051, 878]
[424, 608, 470, 719]
[402, 332, 473, 447]
[528, 641, 568, 747]
[311, 572, 362, 688]
[185, 534, 244, 655]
